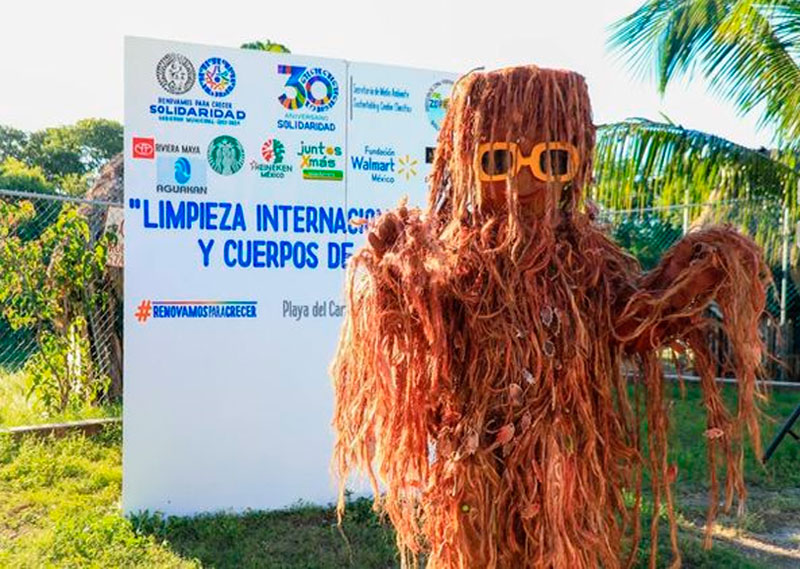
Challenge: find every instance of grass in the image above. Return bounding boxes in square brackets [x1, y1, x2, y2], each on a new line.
[0, 368, 120, 428]
[0, 383, 798, 568]
[0, 425, 396, 568]
[664, 380, 800, 489]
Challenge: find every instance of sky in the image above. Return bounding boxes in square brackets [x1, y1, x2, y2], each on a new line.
[0, 0, 776, 149]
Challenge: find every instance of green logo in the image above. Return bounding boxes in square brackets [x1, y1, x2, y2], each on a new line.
[297, 141, 344, 182]
[208, 135, 245, 176]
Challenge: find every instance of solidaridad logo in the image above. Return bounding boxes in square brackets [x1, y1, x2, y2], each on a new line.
[208, 135, 245, 175]
[425, 79, 454, 131]
[199, 57, 237, 97]
[151, 53, 245, 126]
[156, 53, 196, 94]
[252, 138, 293, 179]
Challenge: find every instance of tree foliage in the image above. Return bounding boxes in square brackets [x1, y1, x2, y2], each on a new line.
[594, 118, 799, 209]
[609, 0, 800, 148]
[240, 40, 291, 53]
[0, 119, 122, 196]
[0, 201, 111, 413]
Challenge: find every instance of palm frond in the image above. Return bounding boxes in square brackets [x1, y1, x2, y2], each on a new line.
[593, 119, 799, 210]
[609, 0, 800, 146]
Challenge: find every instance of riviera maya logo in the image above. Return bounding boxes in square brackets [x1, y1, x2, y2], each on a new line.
[156, 53, 196, 94]
[277, 65, 339, 113]
[251, 138, 293, 179]
[298, 141, 343, 181]
[208, 135, 245, 176]
[425, 79, 454, 131]
[199, 57, 237, 97]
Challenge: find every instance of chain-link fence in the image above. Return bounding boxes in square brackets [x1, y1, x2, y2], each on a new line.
[0, 188, 123, 412]
[0, 189, 797, 410]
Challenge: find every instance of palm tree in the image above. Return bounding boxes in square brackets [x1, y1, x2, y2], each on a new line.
[594, 0, 800, 259]
[608, 0, 800, 147]
[599, 2, 800, 377]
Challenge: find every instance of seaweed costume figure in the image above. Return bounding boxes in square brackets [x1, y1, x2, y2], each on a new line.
[332, 66, 769, 569]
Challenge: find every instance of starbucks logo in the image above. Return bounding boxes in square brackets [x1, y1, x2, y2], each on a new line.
[208, 135, 245, 176]
[156, 53, 195, 95]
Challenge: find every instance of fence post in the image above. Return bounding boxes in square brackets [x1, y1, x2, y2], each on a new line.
[781, 206, 790, 379]
[682, 188, 690, 235]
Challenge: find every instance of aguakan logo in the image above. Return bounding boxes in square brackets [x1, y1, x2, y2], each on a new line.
[135, 300, 258, 323]
[425, 79, 453, 131]
[132, 137, 155, 159]
[250, 138, 293, 179]
[175, 157, 192, 184]
[298, 141, 343, 181]
[199, 57, 236, 97]
[208, 135, 245, 176]
[156, 155, 208, 195]
[156, 53, 196, 95]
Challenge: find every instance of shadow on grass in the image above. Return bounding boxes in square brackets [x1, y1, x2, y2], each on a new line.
[130, 497, 399, 569]
[129, 502, 777, 569]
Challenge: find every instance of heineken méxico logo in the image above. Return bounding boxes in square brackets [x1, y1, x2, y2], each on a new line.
[251, 138, 293, 179]
[261, 138, 286, 164]
[156, 53, 196, 95]
[207, 135, 245, 176]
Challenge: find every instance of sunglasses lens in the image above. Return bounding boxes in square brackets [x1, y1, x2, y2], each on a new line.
[481, 149, 513, 176]
[540, 149, 571, 177]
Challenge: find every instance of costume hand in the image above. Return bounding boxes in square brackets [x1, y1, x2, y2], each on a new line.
[367, 207, 408, 259]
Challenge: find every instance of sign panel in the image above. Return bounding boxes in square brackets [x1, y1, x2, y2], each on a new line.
[123, 36, 456, 515]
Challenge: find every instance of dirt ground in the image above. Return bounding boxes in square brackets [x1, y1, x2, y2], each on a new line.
[677, 487, 800, 568]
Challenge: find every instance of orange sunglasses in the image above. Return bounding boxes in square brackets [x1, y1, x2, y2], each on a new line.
[475, 142, 580, 183]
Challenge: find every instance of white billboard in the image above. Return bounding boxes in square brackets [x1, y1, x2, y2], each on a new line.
[123, 36, 457, 515]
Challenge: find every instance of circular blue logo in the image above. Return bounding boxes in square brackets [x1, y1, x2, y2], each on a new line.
[198, 57, 236, 97]
[174, 157, 192, 184]
[300, 68, 339, 113]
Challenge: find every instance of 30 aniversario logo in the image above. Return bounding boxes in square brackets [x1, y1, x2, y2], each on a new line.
[276, 64, 340, 132]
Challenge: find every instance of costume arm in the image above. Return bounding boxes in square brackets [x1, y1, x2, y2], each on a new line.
[613, 226, 769, 547]
[331, 206, 456, 532]
[613, 227, 768, 355]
